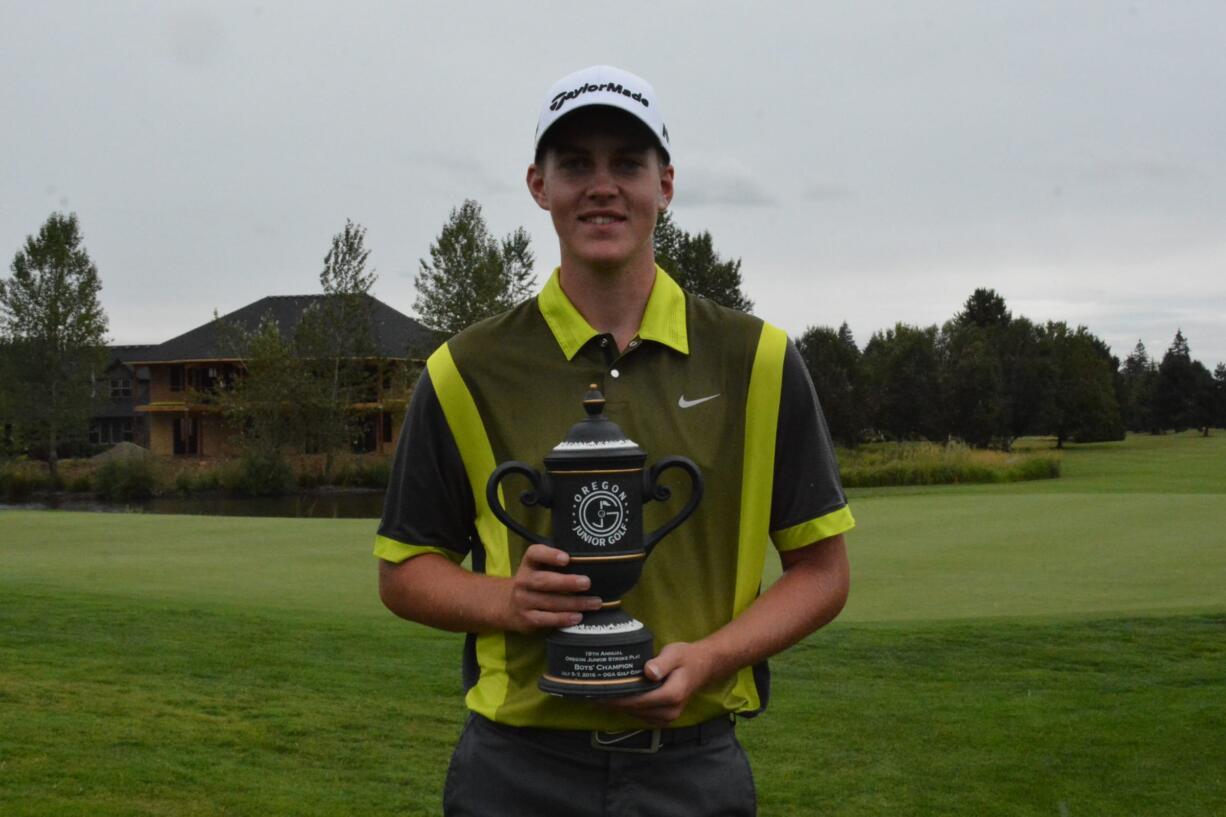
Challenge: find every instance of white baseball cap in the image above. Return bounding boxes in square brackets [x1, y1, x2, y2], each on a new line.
[534, 65, 671, 162]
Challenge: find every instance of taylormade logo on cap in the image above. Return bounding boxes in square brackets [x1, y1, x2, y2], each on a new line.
[549, 82, 651, 113]
[534, 65, 671, 161]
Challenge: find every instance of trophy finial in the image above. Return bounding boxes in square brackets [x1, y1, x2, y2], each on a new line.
[583, 384, 606, 416]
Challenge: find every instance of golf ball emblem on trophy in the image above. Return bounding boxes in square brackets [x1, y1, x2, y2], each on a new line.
[486, 384, 703, 697]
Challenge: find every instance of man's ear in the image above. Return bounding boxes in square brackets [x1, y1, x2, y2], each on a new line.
[526, 164, 550, 211]
[658, 164, 675, 212]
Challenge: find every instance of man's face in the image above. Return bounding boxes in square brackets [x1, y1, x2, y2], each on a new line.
[527, 108, 674, 275]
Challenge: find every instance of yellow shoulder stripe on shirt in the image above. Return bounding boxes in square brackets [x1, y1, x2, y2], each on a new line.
[372, 534, 464, 565]
[772, 506, 855, 552]
[426, 342, 512, 720]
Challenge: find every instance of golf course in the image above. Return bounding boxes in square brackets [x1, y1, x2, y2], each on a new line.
[2, 432, 1223, 816]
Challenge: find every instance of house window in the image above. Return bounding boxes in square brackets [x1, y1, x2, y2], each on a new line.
[89, 418, 134, 445]
[170, 365, 184, 392]
[173, 417, 199, 455]
[382, 412, 393, 443]
[110, 378, 132, 398]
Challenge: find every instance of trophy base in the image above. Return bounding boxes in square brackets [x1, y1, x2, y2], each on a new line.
[538, 608, 661, 699]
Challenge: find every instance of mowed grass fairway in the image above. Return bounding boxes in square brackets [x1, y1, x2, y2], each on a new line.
[2, 433, 1224, 816]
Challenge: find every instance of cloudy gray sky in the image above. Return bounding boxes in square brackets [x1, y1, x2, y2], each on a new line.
[3, 1, 1224, 368]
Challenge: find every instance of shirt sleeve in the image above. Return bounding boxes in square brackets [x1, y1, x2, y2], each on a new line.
[374, 368, 477, 564]
[768, 340, 855, 551]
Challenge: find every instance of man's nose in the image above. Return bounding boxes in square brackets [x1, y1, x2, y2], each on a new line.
[587, 164, 617, 197]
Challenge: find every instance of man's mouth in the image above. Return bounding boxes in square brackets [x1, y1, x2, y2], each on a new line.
[580, 214, 624, 225]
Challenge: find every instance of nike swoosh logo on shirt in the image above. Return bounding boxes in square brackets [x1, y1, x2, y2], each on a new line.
[678, 393, 720, 409]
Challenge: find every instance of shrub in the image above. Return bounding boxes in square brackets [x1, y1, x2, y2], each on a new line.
[94, 458, 156, 502]
[224, 451, 294, 497]
[66, 473, 93, 493]
[191, 469, 221, 492]
[335, 458, 390, 489]
[296, 470, 324, 490]
[0, 465, 46, 502]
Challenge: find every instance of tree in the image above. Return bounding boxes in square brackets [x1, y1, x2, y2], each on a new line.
[861, 323, 943, 441]
[940, 321, 1006, 448]
[653, 211, 753, 312]
[1119, 340, 1159, 433]
[296, 219, 379, 465]
[1189, 360, 1217, 436]
[954, 287, 1011, 330]
[996, 316, 1047, 447]
[0, 213, 108, 481]
[796, 322, 864, 447]
[210, 311, 310, 494]
[1036, 322, 1123, 448]
[1153, 330, 1210, 434]
[414, 200, 535, 339]
[1215, 363, 1226, 430]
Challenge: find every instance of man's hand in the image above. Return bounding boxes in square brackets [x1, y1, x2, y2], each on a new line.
[378, 544, 601, 635]
[598, 534, 849, 727]
[600, 641, 716, 727]
[502, 544, 604, 634]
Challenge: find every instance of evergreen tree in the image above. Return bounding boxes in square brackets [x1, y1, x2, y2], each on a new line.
[1189, 360, 1217, 436]
[1215, 363, 1226, 429]
[414, 200, 535, 339]
[954, 288, 1011, 330]
[795, 322, 864, 447]
[653, 211, 753, 312]
[1154, 329, 1201, 432]
[1119, 340, 1159, 433]
[0, 213, 108, 480]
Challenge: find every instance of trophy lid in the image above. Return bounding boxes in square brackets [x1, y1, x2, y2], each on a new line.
[544, 384, 646, 468]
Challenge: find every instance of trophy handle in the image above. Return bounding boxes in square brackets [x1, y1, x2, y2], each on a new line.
[643, 456, 704, 554]
[486, 461, 553, 546]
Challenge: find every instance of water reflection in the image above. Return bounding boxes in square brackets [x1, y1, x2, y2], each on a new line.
[2, 491, 385, 519]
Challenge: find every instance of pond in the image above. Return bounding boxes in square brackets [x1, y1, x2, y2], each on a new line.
[1, 490, 385, 519]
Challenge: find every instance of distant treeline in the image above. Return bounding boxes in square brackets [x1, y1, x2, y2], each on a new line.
[797, 289, 1226, 449]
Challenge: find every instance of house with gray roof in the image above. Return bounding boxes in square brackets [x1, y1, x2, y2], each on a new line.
[112, 295, 434, 457]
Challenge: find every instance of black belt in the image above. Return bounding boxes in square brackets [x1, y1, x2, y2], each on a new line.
[477, 713, 736, 755]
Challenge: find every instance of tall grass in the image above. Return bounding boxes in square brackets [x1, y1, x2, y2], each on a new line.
[839, 441, 1060, 487]
[2, 451, 395, 501]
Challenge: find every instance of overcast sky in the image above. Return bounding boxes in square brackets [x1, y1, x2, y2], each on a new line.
[3, 1, 1224, 368]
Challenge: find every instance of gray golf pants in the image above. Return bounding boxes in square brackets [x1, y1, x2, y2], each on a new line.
[443, 714, 757, 816]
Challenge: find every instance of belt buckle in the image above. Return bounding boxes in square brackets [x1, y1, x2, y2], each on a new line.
[590, 728, 662, 754]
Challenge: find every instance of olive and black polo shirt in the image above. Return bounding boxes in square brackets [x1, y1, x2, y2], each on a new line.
[375, 266, 854, 730]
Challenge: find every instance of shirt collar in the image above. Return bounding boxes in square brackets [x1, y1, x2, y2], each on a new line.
[537, 265, 690, 360]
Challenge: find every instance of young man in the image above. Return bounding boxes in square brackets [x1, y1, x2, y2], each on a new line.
[376, 65, 853, 816]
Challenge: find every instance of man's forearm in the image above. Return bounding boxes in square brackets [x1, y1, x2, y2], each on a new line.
[694, 533, 850, 683]
[379, 553, 512, 634]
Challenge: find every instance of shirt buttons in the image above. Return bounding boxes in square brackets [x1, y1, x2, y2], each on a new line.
[599, 338, 609, 347]
[628, 339, 640, 349]
[610, 369, 620, 378]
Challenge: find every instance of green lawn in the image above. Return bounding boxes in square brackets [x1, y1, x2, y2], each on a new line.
[2, 431, 1224, 815]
